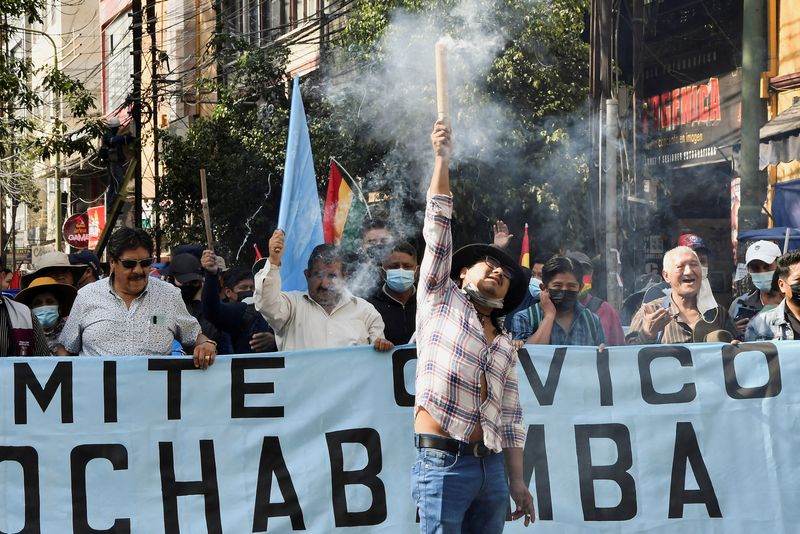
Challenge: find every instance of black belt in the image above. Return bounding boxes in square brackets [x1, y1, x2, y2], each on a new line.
[414, 434, 495, 458]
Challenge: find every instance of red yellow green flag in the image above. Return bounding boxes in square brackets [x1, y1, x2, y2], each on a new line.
[322, 158, 370, 248]
[519, 223, 530, 268]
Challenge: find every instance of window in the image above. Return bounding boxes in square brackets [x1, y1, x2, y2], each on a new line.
[103, 12, 133, 113]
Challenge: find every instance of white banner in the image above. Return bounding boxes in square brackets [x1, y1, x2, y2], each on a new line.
[1, 341, 799, 533]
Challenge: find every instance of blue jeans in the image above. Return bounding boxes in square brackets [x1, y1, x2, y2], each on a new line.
[411, 436, 509, 533]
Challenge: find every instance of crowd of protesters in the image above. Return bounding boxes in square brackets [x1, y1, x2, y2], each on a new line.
[1, 184, 797, 359]
[4, 120, 800, 533]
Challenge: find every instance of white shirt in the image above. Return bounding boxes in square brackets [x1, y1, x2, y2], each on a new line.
[254, 261, 385, 351]
[59, 276, 202, 356]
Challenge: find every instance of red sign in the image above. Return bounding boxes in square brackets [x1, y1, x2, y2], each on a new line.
[63, 213, 90, 249]
[642, 69, 742, 169]
[87, 206, 106, 251]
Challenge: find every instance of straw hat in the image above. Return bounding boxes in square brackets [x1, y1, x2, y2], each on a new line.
[15, 276, 78, 315]
[21, 251, 87, 289]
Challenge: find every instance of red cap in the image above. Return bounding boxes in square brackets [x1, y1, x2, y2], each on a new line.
[676, 233, 708, 251]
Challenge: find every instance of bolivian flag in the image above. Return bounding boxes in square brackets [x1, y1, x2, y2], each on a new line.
[519, 223, 530, 268]
[322, 158, 371, 249]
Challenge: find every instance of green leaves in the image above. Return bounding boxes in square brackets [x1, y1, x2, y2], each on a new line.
[328, 0, 592, 253]
[158, 42, 291, 264]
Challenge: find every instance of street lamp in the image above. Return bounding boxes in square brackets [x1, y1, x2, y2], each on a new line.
[8, 25, 63, 251]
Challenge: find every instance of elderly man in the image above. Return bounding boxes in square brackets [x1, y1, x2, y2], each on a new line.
[59, 228, 216, 368]
[254, 237, 392, 352]
[627, 246, 736, 344]
[413, 120, 534, 533]
[746, 251, 800, 341]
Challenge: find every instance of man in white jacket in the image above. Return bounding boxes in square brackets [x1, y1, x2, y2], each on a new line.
[254, 234, 393, 352]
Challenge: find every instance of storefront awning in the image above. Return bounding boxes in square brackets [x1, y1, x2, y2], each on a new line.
[760, 99, 800, 169]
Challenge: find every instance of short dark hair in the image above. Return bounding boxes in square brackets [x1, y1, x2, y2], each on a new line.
[108, 227, 154, 261]
[360, 219, 389, 238]
[307, 243, 344, 272]
[542, 255, 584, 287]
[777, 251, 800, 280]
[222, 267, 254, 289]
[387, 240, 418, 262]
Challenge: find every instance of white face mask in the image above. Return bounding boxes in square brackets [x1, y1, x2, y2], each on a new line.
[463, 282, 504, 309]
[750, 270, 776, 292]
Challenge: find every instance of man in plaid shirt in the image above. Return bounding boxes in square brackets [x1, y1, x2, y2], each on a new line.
[412, 120, 535, 532]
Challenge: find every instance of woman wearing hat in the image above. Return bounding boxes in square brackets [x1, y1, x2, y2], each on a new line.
[16, 277, 77, 355]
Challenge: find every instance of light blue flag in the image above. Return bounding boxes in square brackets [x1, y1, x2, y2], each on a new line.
[277, 77, 324, 291]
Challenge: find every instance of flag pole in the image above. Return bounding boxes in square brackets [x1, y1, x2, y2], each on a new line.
[330, 157, 372, 220]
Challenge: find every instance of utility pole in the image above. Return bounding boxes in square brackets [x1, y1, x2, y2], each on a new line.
[590, 0, 613, 285]
[131, 0, 143, 228]
[1, 16, 7, 266]
[147, 0, 159, 254]
[739, 0, 768, 231]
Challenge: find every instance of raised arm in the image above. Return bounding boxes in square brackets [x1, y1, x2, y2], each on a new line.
[418, 122, 457, 305]
[428, 120, 451, 196]
[253, 229, 295, 333]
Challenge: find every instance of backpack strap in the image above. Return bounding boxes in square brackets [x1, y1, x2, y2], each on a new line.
[585, 294, 604, 314]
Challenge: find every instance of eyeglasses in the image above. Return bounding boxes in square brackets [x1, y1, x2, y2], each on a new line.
[118, 257, 154, 269]
[483, 256, 514, 280]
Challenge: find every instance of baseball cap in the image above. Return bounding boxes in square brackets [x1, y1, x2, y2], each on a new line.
[161, 253, 203, 284]
[677, 233, 709, 251]
[745, 240, 782, 266]
[69, 250, 102, 278]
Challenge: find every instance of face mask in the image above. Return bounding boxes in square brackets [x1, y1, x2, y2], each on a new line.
[464, 282, 504, 309]
[790, 284, 800, 305]
[528, 277, 542, 300]
[385, 268, 415, 292]
[548, 289, 578, 312]
[750, 271, 775, 292]
[180, 284, 200, 303]
[701, 266, 709, 279]
[33, 305, 60, 329]
[236, 290, 254, 301]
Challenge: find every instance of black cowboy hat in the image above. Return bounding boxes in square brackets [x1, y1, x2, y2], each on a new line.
[450, 244, 527, 316]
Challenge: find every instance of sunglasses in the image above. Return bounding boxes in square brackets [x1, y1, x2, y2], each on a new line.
[483, 256, 514, 280]
[118, 257, 154, 269]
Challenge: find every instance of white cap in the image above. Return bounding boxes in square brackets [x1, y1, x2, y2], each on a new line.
[745, 240, 782, 266]
[106, 116, 120, 128]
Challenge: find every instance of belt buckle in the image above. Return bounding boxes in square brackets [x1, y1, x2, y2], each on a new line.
[472, 442, 488, 458]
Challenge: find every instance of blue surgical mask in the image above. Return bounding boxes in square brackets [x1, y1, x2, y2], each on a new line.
[528, 277, 542, 300]
[385, 268, 415, 292]
[33, 305, 60, 329]
[750, 270, 775, 292]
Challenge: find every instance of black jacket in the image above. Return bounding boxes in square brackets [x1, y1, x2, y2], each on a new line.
[367, 285, 417, 346]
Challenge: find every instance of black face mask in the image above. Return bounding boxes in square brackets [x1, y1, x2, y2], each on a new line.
[180, 284, 200, 303]
[790, 284, 800, 305]
[548, 289, 578, 312]
[236, 290, 254, 301]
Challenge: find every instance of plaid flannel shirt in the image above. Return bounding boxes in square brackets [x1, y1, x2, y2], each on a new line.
[415, 193, 526, 452]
